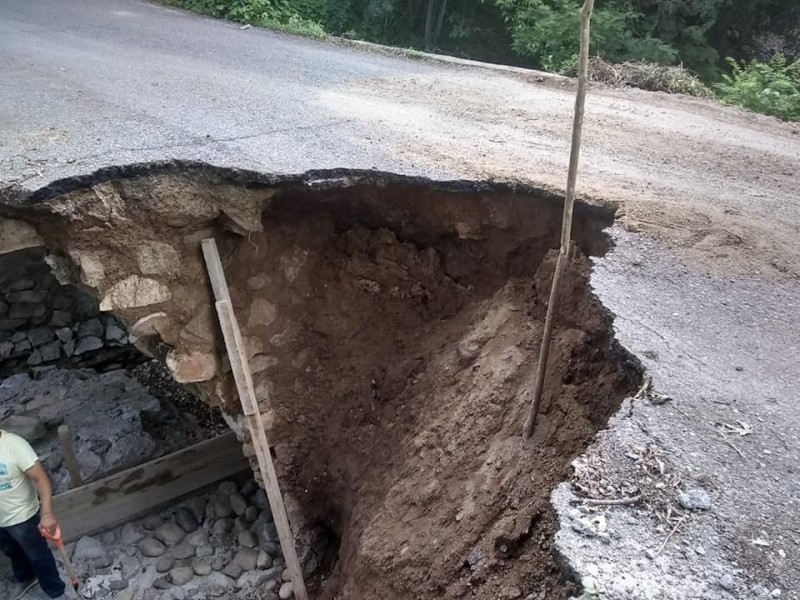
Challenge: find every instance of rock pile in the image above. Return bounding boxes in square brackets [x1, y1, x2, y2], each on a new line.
[0, 248, 133, 372]
[61, 478, 315, 600]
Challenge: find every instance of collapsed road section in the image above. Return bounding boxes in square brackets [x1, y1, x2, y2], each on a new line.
[0, 163, 641, 599]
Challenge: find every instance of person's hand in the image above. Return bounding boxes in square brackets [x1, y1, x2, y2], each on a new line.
[40, 512, 58, 536]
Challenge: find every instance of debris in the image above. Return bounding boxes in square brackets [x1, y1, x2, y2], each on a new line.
[655, 515, 687, 556]
[677, 489, 712, 511]
[718, 574, 736, 591]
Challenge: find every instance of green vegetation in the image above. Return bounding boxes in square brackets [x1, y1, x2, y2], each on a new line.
[166, 0, 800, 120]
[716, 55, 800, 120]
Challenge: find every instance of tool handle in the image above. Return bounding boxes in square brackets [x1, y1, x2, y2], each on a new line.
[39, 523, 64, 550]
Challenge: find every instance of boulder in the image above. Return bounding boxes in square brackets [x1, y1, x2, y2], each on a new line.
[100, 275, 171, 311]
[0, 415, 45, 442]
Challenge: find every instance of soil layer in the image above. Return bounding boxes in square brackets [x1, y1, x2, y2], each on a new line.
[0, 165, 641, 599]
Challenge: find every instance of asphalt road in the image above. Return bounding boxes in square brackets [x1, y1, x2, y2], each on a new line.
[2, 1, 800, 599]
[0, 0, 445, 183]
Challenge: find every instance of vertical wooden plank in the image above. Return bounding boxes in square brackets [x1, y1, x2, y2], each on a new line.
[202, 239, 308, 600]
[57, 424, 83, 488]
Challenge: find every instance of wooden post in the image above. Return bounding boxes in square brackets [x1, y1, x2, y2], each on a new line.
[523, 0, 596, 440]
[201, 238, 308, 600]
[57, 425, 83, 488]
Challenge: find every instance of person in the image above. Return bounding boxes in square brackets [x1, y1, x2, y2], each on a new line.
[0, 429, 66, 600]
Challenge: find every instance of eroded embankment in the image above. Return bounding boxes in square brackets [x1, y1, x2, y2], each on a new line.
[0, 163, 641, 599]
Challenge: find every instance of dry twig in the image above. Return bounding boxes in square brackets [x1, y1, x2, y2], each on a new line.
[582, 494, 642, 506]
[656, 515, 687, 556]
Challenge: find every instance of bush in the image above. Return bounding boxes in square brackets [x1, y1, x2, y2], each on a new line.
[563, 57, 713, 98]
[167, 0, 326, 37]
[716, 54, 800, 121]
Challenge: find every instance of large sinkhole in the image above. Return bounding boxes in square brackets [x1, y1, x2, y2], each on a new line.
[0, 164, 641, 599]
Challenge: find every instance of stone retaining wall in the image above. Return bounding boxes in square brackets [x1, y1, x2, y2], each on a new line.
[0, 248, 131, 372]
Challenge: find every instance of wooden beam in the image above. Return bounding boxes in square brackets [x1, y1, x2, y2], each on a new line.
[57, 424, 83, 489]
[53, 431, 248, 543]
[201, 238, 309, 600]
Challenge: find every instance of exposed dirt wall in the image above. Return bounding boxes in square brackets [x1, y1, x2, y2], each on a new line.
[0, 163, 640, 599]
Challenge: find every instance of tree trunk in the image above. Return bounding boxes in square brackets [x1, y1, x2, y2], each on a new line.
[432, 0, 448, 47]
[424, 0, 436, 49]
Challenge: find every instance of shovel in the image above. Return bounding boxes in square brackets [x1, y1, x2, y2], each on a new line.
[40, 523, 79, 593]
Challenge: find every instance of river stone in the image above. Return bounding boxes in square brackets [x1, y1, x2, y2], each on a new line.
[257, 550, 272, 569]
[156, 555, 175, 573]
[213, 497, 233, 519]
[156, 523, 186, 546]
[212, 519, 233, 535]
[192, 560, 212, 576]
[239, 530, 259, 549]
[230, 493, 248, 517]
[109, 579, 129, 591]
[73, 536, 105, 561]
[187, 531, 209, 547]
[153, 577, 172, 590]
[169, 567, 194, 586]
[233, 548, 259, 572]
[195, 545, 213, 559]
[121, 523, 144, 545]
[240, 479, 258, 497]
[175, 507, 199, 533]
[143, 515, 164, 531]
[138, 537, 167, 558]
[253, 489, 269, 510]
[101, 530, 118, 545]
[244, 505, 259, 523]
[234, 518, 249, 534]
[279, 582, 294, 599]
[218, 481, 238, 496]
[238, 570, 279, 590]
[173, 544, 195, 560]
[222, 563, 243, 579]
[210, 555, 227, 571]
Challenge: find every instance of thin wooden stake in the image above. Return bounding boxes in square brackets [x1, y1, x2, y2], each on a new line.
[523, 0, 596, 440]
[201, 238, 308, 600]
[57, 424, 83, 488]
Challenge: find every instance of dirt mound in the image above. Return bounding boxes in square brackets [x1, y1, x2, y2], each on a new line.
[0, 164, 641, 598]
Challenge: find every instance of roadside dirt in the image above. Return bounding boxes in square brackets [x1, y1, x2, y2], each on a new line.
[1, 167, 641, 599]
[318, 71, 800, 278]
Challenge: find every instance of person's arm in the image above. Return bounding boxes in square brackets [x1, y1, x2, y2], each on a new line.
[26, 462, 58, 534]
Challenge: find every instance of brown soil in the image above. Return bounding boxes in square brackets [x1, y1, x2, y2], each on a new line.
[1, 165, 641, 599]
